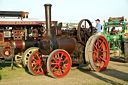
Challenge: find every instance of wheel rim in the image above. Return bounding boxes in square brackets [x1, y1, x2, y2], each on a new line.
[24, 48, 38, 67]
[93, 37, 109, 70]
[30, 51, 47, 74]
[50, 51, 71, 77]
[15, 54, 23, 68]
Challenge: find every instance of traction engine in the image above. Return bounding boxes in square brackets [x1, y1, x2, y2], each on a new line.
[0, 11, 57, 67]
[27, 4, 110, 78]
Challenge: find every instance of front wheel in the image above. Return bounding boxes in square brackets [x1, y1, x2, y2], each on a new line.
[47, 49, 72, 78]
[27, 50, 47, 75]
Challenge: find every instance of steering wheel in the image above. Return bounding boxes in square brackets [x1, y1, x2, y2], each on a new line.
[77, 19, 94, 45]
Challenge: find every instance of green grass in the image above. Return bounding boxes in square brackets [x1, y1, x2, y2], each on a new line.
[0, 63, 25, 80]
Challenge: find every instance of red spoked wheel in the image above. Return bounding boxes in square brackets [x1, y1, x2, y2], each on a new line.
[27, 50, 47, 75]
[47, 49, 72, 78]
[86, 35, 110, 71]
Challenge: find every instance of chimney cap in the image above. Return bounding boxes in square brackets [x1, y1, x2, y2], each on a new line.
[44, 3, 52, 6]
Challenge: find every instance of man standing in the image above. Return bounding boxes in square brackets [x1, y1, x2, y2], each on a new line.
[95, 19, 101, 33]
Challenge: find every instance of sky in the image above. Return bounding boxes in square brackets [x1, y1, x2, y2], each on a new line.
[0, 0, 128, 25]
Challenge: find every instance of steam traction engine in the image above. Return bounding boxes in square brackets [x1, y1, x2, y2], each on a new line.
[0, 11, 57, 67]
[27, 4, 110, 78]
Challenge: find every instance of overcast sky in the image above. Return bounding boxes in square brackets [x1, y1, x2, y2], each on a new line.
[0, 0, 128, 24]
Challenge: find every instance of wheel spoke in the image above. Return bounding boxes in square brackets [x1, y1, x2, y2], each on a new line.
[93, 50, 97, 53]
[93, 46, 97, 51]
[33, 57, 37, 61]
[62, 66, 66, 71]
[64, 63, 68, 66]
[97, 39, 100, 48]
[100, 56, 106, 62]
[51, 63, 59, 65]
[93, 52, 97, 59]
[63, 58, 67, 63]
[57, 54, 60, 61]
[40, 67, 44, 73]
[98, 60, 102, 68]
[94, 44, 98, 50]
[102, 50, 107, 52]
[60, 54, 63, 59]
[52, 65, 58, 71]
[36, 54, 40, 60]
[33, 64, 38, 69]
[52, 57, 57, 62]
[99, 42, 103, 48]
[32, 63, 37, 65]
[56, 67, 60, 74]
[37, 66, 41, 73]
[59, 69, 62, 75]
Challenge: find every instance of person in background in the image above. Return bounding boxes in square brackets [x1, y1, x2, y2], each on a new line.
[110, 27, 117, 35]
[95, 19, 102, 34]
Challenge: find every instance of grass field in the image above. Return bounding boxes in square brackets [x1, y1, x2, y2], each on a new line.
[0, 59, 128, 85]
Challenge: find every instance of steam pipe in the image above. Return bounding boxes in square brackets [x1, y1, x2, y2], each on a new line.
[44, 4, 52, 37]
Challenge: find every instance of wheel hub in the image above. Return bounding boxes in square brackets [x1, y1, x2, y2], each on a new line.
[59, 62, 64, 66]
[98, 50, 102, 56]
[95, 49, 102, 60]
[36, 60, 42, 65]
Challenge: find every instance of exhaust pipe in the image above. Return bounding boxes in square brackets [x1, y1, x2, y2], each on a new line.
[44, 4, 52, 37]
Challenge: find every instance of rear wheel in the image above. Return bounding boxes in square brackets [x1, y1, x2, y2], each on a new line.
[27, 50, 47, 75]
[47, 49, 72, 78]
[86, 35, 110, 71]
[124, 43, 128, 63]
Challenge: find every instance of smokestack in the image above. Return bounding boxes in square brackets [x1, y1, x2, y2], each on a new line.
[44, 4, 52, 37]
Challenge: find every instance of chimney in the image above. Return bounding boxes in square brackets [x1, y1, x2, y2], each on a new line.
[44, 4, 52, 37]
